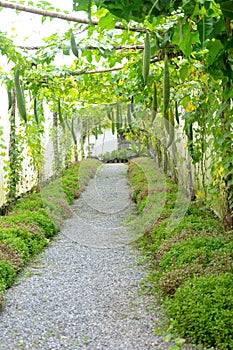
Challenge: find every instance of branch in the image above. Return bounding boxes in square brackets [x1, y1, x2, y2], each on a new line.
[85, 67, 123, 74]
[84, 50, 183, 74]
[19, 44, 145, 51]
[0, 1, 146, 33]
[114, 44, 144, 50]
[19, 44, 182, 65]
[150, 48, 183, 63]
[26, 46, 184, 86]
[25, 67, 124, 85]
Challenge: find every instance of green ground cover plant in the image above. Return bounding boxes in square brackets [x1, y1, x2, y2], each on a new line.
[2, 210, 58, 239]
[0, 159, 100, 310]
[99, 149, 138, 162]
[166, 273, 233, 350]
[128, 157, 233, 350]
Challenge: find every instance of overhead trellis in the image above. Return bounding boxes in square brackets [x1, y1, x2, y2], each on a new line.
[0, 0, 232, 230]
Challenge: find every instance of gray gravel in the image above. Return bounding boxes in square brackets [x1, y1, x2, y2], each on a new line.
[0, 164, 171, 350]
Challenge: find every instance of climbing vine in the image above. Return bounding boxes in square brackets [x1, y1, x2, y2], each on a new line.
[0, 0, 232, 227]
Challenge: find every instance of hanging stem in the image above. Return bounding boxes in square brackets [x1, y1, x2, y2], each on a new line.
[8, 87, 19, 203]
[52, 111, 60, 177]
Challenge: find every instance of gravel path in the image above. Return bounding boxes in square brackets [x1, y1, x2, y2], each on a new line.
[0, 164, 171, 350]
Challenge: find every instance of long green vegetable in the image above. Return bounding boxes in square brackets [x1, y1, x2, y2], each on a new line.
[167, 107, 174, 148]
[142, 31, 151, 84]
[14, 69, 27, 122]
[175, 100, 179, 125]
[58, 99, 64, 126]
[152, 81, 158, 123]
[70, 31, 79, 58]
[116, 103, 122, 133]
[111, 111, 115, 135]
[127, 104, 132, 126]
[7, 86, 12, 111]
[163, 52, 170, 133]
[34, 98, 39, 125]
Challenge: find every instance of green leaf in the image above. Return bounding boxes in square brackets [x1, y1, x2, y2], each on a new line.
[179, 63, 192, 81]
[83, 50, 93, 63]
[73, 0, 87, 11]
[197, 16, 215, 43]
[219, 0, 233, 19]
[164, 334, 172, 342]
[173, 23, 200, 56]
[172, 19, 183, 46]
[63, 45, 70, 56]
[181, 96, 191, 109]
[98, 12, 117, 30]
[206, 39, 224, 65]
[174, 337, 186, 345]
[210, 18, 226, 39]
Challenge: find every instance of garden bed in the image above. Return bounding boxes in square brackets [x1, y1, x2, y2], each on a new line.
[0, 159, 100, 310]
[128, 157, 233, 350]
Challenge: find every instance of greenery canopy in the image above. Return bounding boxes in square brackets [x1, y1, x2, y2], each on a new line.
[0, 0, 232, 229]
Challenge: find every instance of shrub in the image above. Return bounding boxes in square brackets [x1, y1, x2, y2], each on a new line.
[38, 163, 80, 206]
[0, 226, 46, 260]
[0, 229, 30, 262]
[44, 197, 72, 218]
[0, 290, 4, 310]
[0, 260, 16, 289]
[166, 273, 233, 349]
[0, 281, 5, 293]
[158, 245, 233, 296]
[174, 213, 224, 236]
[159, 236, 226, 272]
[61, 180, 76, 204]
[0, 159, 99, 310]
[157, 263, 204, 296]
[41, 180, 69, 203]
[77, 159, 100, 190]
[43, 198, 73, 228]
[204, 245, 233, 275]
[9, 190, 72, 230]
[100, 149, 137, 161]
[0, 260, 15, 309]
[13, 194, 44, 212]
[128, 157, 233, 349]
[0, 243, 24, 272]
[4, 209, 58, 238]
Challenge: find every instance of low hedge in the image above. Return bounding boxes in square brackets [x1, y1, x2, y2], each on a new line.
[0, 159, 100, 310]
[3, 209, 58, 238]
[0, 225, 47, 261]
[0, 260, 16, 290]
[166, 273, 233, 350]
[128, 157, 233, 350]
